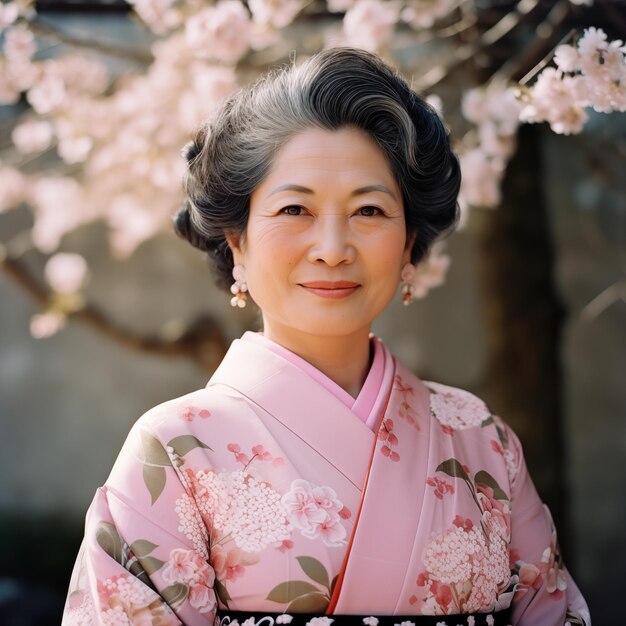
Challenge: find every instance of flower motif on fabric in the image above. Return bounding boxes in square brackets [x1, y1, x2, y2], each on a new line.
[413, 458, 513, 614]
[134, 426, 212, 505]
[483, 415, 521, 487]
[63, 589, 97, 626]
[510, 514, 568, 603]
[161, 547, 217, 614]
[378, 418, 400, 462]
[96, 573, 179, 625]
[419, 525, 510, 614]
[176, 469, 292, 553]
[426, 476, 455, 500]
[210, 543, 260, 584]
[179, 405, 211, 421]
[392, 374, 421, 431]
[281, 478, 351, 546]
[227, 442, 285, 468]
[426, 383, 492, 431]
[175, 481, 210, 558]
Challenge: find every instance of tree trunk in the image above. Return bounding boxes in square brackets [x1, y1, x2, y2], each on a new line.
[474, 124, 569, 549]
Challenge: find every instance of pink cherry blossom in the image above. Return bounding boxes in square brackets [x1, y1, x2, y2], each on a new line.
[3, 25, 36, 60]
[459, 147, 504, 208]
[11, 120, 54, 154]
[28, 177, 87, 252]
[44, 252, 89, 295]
[554, 44, 580, 73]
[185, 2, 251, 64]
[30, 311, 66, 339]
[129, 0, 182, 34]
[0, 2, 19, 30]
[248, 0, 304, 28]
[343, 0, 399, 52]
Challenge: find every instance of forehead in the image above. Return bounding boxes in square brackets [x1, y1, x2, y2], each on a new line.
[259, 126, 398, 188]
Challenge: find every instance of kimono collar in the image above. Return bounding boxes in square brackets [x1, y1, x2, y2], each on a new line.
[206, 333, 396, 489]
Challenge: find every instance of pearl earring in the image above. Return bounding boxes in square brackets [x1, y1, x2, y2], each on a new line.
[230, 264, 248, 308]
[400, 262, 416, 305]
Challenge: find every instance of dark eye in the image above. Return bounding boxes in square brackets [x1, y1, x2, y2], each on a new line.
[358, 206, 383, 217]
[280, 205, 304, 216]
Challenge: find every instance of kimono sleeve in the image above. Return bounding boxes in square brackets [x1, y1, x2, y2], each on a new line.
[61, 416, 217, 626]
[499, 418, 591, 626]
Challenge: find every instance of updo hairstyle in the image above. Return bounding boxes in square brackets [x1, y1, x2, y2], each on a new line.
[173, 47, 461, 292]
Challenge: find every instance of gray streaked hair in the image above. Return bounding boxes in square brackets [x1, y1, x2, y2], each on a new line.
[173, 46, 461, 291]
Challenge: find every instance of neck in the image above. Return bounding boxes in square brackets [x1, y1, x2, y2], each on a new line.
[260, 321, 372, 399]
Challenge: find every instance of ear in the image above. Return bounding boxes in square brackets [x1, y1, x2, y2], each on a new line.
[224, 230, 245, 266]
[402, 231, 417, 265]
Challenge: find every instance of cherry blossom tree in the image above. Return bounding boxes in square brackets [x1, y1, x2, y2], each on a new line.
[0, 0, 624, 366]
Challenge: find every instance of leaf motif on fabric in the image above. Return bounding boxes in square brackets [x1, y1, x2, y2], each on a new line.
[128, 556, 162, 588]
[286, 591, 330, 613]
[296, 556, 330, 589]
[267, 580, 321, 603]
[95, 521, 126, 566]
[162, 582, 189, 609]
[214, 578, 231, 607]
[330, 574, 339, 596]
[140, 555, 165, 575]
[474, 470, 508, 501]
[168, 434, 212, 457]
[137, 428, 171, 467]
[143, 464, 166, 505]
[130, 539, 158, 558]
[436, 458, 470, 482]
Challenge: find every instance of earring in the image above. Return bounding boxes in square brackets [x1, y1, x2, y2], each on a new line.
[400, 262, 416, 305]
[230, 264, 248, 308]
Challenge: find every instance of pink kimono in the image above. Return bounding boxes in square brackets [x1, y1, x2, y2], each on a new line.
[62, 332, 590, 626]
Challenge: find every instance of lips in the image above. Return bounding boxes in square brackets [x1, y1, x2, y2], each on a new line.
[298, 281, 361, 300]
[299, 281, 360, 289]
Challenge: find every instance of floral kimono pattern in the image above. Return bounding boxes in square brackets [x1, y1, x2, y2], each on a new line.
[62, 334, 590, 626]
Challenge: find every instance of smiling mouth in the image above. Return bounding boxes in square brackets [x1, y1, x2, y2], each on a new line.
[298, 282, 360, 299]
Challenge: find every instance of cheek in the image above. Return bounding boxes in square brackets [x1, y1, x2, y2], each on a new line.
[368, 231, 408, 274]
[244, 225, 300, 291]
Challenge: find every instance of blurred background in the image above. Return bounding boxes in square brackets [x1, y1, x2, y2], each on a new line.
[0, 0, 624, 624]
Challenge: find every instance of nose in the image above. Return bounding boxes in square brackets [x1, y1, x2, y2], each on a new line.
[306, 213, 356, 266]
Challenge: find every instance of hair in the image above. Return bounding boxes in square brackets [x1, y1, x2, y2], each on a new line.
[173, 47, 461, 291]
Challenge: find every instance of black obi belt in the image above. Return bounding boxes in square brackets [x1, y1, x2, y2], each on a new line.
[215, 608, 512, 626]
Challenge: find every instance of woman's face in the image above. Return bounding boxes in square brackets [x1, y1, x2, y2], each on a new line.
[227, 126, 414, 342]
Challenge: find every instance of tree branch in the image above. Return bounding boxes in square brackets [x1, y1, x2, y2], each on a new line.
[412, 0, 545, 90]
[0, 250, 228, 374]
[25, 16, 154, 65]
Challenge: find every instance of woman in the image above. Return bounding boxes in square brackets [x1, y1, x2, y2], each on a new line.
[62, 48, 590, 626]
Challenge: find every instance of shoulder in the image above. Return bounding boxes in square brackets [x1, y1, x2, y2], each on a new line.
[424, 380, 493, 431]
[130, 383, 260, 441]
[422, 380, 523, 485]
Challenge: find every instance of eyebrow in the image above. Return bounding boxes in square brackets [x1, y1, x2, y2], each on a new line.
[267, 183, 398, 201]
